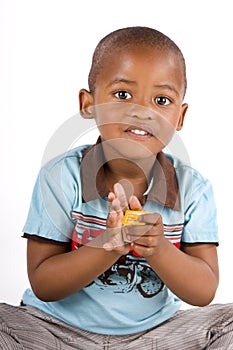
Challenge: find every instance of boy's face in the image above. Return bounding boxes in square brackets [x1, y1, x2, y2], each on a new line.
[80, 46, 188, 160]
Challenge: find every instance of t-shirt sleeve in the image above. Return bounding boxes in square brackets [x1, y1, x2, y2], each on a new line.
[182, 176, 218, 245]
[23, 157, 78, 243]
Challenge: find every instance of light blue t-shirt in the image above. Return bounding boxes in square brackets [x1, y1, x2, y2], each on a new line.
[22, 143, 218, 335]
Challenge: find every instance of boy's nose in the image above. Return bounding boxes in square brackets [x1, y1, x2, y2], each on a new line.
[126, 103, 158, 120]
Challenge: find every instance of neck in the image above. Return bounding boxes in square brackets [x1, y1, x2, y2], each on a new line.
[104, 157, 156, 200]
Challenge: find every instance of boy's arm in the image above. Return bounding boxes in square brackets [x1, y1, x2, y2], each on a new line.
[27, 183, 131, 302]
[127, 211, 219, 306]
[26, 205, 130, 302]
[26, 238, 122, 302]
[147, 239, 219, 306]
[116, 189, 219, 307]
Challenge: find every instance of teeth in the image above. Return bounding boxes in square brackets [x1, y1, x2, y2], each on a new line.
[130, 129, 148, 135]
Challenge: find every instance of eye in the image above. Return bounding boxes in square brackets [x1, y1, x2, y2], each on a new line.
[114, 90, 132, 100]
[155, 96, 171, 106]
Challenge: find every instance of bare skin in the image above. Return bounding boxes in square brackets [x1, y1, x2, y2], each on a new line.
[27, 45, 219, 305]
[104, 183, 219, 306]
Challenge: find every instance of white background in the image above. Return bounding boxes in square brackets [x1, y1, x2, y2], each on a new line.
[1, 0, 232, 308]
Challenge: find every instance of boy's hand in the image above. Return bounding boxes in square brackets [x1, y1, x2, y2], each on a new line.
[103, 182, 166, 258]
[125, 211, 166, 258]
[103, 183, 130, 255]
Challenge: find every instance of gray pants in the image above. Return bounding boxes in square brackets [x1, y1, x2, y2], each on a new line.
[0, 302, 233, 349]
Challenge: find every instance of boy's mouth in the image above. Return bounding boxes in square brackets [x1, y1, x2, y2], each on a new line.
[125, 125, 153, 140]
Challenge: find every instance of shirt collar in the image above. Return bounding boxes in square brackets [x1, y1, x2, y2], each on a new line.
[80, 137, 180, 211]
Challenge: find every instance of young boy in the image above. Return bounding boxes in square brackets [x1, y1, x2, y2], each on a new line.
[0, 26, 233, 349]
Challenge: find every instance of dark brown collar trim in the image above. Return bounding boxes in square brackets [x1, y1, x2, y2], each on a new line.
[80, 138, 180, 210]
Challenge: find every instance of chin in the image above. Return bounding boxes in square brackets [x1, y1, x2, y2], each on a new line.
[102, 138, 163, 163]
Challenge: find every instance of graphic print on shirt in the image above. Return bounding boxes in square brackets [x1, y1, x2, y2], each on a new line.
[71, 211, 183, 298]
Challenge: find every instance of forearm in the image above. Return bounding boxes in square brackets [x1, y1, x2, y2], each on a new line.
[146, 239, 219, 306]
[30, 245, 120, 302]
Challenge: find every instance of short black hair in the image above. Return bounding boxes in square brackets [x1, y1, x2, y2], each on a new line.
[88, 26, 187, 96]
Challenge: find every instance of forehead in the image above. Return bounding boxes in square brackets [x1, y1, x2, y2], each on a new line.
[96, 46, 185, 93]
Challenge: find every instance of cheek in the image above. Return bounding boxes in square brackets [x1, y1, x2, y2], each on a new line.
[152, 115, 177, 147]
[161, 121, 176, 140]
[97, 124, 120, 140]
[94, 102, 129, 126]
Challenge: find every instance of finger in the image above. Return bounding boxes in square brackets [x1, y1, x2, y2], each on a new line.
[107, 211, 118, 228]
[138, 213, 162, 225]
[129, 195, 142, 210]
[124, 224, 153, 241]
[131, 243, 155, 257]
[108, 192, 116, 212]
[110, 198, 121, 212]
[108, 191, 116, 202]
[118, 179, 134, 202]
[114, 182, 129, 211]
[133, 235, 156, 247]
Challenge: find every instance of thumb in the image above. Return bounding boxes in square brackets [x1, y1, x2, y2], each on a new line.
[129, 195, 142, 210]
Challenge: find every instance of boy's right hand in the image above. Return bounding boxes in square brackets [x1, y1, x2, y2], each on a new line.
[103, 183, 130, 255]
[103, 182, 143, 255]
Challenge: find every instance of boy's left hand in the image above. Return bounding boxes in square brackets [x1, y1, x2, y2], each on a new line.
[125, 210, 165, 258]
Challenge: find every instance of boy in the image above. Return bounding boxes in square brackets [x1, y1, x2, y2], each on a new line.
[0, 26, 233, 349]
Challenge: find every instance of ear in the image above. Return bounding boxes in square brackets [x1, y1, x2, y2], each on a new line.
[176, 103, 188, 131]
[79, 89, 94, 119]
